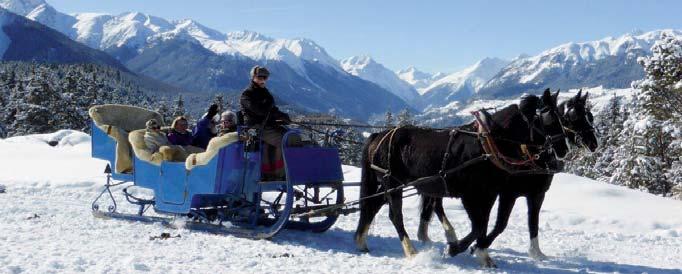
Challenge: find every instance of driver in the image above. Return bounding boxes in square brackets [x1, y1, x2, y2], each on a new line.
[240, 66, 291, 181]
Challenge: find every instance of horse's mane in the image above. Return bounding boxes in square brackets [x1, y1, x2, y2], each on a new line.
[490, 104, 520, 129]
[487, 94, 539, 130]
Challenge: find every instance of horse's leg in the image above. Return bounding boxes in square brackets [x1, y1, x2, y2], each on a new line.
[449, 195, 497, 267]
[417, 196, 435, 242]
[527, 192, 548, 260]
[433, 197, 458, 245]
[355, 169, 383, 253]
[388, 192, 417, 257]
[447, 196, 486, 256]
[471, 195, 498, 268]
[475, 193, 517, 250]
[354, 195, 383, 252]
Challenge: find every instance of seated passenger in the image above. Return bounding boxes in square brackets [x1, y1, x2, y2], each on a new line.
[144, 119, 170, 153]
[218, 110, 237, 137]
[192, 104, 219, 149]
[167, 116, 193, 146]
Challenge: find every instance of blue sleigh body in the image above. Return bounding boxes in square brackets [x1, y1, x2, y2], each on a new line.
[91, 122, 346, 238]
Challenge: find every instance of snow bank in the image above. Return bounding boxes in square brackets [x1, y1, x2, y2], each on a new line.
[0, 130, 101, 187]
[2, 129, 90, 147]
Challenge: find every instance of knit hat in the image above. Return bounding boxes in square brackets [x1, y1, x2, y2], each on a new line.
[250, 66, 270, 78]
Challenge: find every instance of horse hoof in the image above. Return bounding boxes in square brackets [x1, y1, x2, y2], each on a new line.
[405, 250, 418, 258]
[529, 249, 548, 261]
[417, 235, 432, 243]
[484, 259, 498, 268]
[473, 248, 497, 268]
[446, 243, 462, 257]
[529, 237, 548, 260]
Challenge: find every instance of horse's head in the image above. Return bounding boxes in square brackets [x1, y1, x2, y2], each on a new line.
[538, 88, 571, 159]
[559, 90, 599, 152]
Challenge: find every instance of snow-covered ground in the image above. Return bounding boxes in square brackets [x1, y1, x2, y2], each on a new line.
[1, 131, 681, 274]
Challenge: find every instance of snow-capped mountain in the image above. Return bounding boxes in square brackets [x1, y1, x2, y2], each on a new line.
[0, 0, 40, 15]
[420, 57, 509, 110]
[340, 55, 419, 103]
[2, 0, 344, 76]
[397, 66, 446, 94]
[1, 0, 412, 120]
[0, 7, 125, 70]
[478, 30, 682, 98]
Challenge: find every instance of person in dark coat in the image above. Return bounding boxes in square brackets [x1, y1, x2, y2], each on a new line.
[192, 104, 220, 149]
[167, 116, 193, 146]
[240, 66, 291, 180]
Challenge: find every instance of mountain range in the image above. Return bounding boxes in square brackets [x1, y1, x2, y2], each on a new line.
[0, 7, 189, 98]
[396, 67, 446, 94]
[0, 0, 411, 121]
[0, 8, 123, 69]
[419, 57, 509, 110]
[476, 30, 682, 99]
[345, 30, 682, 112]
[1, 0, 681, 122]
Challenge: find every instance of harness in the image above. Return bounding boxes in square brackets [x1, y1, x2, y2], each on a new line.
[368, 110, 556, 199]
[471, 111, 543, 173]
[294, 110, 562, 218]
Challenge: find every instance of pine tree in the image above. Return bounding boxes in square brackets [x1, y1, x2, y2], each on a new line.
[385, 110, 394, 127]
[213, 94, 229, 113]
[636, 32, 682, 118]
[59, 69, 85, 130]
[0, 62, 161, 136]
[397, 109, 414, 126]
[156, 100, 172, 126]
[567, 33, 682, 198]
[611, 33, 682, 196]
[172, 95, 186, 118]
[10, 77, 59, 135]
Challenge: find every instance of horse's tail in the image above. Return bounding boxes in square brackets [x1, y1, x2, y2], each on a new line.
[360, 132, 381, 201]
[355, 132, 385, 250]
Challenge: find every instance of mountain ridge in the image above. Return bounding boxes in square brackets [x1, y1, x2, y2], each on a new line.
[340, 55, 419, 103]
[477, 29, 682, 99]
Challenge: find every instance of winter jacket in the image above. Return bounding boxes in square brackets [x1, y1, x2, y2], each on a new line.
[167, 117, 193, 146]
[192, 115, 216, 149]
[240, 82, 290, 127]
[144, 130, 170, 152]
[167, 130, 193, 146]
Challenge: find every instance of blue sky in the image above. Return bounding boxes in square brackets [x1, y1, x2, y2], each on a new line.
[49, 0, 682, 73]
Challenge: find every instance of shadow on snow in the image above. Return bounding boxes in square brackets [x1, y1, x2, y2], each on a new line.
[272, 228, 681, 274]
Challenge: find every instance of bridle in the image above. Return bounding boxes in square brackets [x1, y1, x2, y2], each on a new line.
[561, 104, 598, 149]
[537, 105, 571, 159]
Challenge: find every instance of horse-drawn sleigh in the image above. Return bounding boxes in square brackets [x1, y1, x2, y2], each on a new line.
[89, 89, 597, 267]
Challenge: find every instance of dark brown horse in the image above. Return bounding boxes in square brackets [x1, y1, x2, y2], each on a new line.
[354, 95, 564, 266]
[418, 90, 598, 265]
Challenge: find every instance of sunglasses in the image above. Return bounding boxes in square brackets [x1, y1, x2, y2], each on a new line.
[256, 76, 268, 80]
